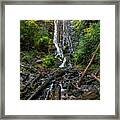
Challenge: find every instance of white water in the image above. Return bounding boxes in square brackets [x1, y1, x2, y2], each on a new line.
[62, 20, 65, 49]
[59, 57, 66, 68]
[59, 20, 66, 68]
[53, 20, 63, 59]
[59, 83, 64, 96]
[45, 83, 53, 100]
[53, 20, 73, 68]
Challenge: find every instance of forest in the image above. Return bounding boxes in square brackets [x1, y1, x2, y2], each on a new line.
[20, 20, 100, 100]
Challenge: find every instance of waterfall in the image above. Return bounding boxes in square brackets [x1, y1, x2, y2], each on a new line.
[67, 21, 73, 54]
[53, 20, 74, 68]
[59, 82, 64, 96]
[59, 57, 66, 68]
[59, 20, 66, 68]
[62, 20, 65, 49]
[53, 20, 63, 59]
[45, 83, 53, 100]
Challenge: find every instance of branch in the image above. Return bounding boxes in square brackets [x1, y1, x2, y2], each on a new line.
[91, 73, 100, 81]
[79, 43, 100, 83]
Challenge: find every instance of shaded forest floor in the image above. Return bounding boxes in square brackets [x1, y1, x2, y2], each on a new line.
[20, 51, 100, 100]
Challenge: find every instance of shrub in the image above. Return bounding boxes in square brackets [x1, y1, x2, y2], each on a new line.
[72, 21, 100, 65]
[42, 55, 55, 68]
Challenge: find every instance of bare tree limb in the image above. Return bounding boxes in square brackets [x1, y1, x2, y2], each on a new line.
[79, 43, 100, 84]
[91, 73, 100, 81]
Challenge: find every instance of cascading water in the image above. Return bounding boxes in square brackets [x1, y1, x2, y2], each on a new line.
[45, 83, 53, 100]
[67, 21, 73, 54]
[62, 20, 65, 49]
[59, 82, 65, 97]
[59, 57, 66, 68]
[53, 20, 74, 68]
[53, 20, 63, 60]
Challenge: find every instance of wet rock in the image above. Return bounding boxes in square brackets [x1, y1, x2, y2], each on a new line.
[20, 63, 100, 100]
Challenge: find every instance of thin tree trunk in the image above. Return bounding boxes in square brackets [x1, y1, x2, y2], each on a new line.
[79, 43, 100, 83]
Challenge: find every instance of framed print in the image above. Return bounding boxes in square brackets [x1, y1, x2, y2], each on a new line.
[0, 0, 119, 119]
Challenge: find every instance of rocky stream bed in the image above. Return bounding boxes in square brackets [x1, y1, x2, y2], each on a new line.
[20, 62, 100, 100]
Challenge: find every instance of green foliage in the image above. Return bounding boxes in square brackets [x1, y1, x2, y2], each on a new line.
[42, 55, 55, 68]
[89, 64, 99, 73]
[20, 20, 100, 71]
[20, 20, 54, 52]
[72, 20, 84, 38]
[20, 20, 39, 50]
[94, 50, 100, 64]
[72, 21, 100, 65]
[21, 51, 39, 63]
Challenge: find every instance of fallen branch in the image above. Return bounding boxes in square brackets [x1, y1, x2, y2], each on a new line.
[79, 43, 100, 84]
[28, 78, 51, 100]
[91, 73, 100, 81]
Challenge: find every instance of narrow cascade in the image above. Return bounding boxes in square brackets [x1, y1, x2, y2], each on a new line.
[67, 21, 73, 54]
[62, 20, 65, 49]
[45, 83, 53, 100]
[59, 57, 66, 68]
[59, 20, 66, 68]
[45, 88, 49, 100]
[59, 82, 65, 97]
[53, 20, 63, 60]
[66, 20, 74, 68]
[53, 20, 74, 68]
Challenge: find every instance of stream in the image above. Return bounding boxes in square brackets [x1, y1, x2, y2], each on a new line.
[20, 66, 100, 100]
